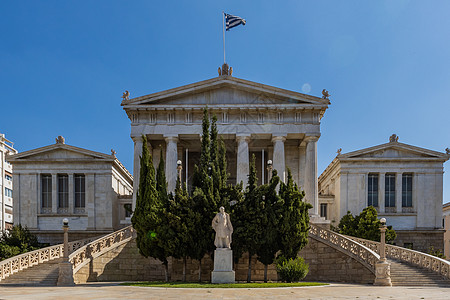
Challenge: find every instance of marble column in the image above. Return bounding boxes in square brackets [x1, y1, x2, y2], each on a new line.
[305, 136, 319, 216]
[396, 173, 402, 213]
[68, 174, 74, 214]
[298, 144, 306, 190]
[52, 174, 57, 213]
[272, 136, 286, 183]
[379, 173, 385, 213]
[132, 136, 143, 210]
[236, 135, 250, 187]
[165, 135, 178, 193]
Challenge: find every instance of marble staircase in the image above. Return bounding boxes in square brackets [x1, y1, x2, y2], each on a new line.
[0, 258, 62, 286]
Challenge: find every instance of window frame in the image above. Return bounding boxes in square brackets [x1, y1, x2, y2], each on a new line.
[58, 174, 69, 210]
[41, 174, 52, 212]
[368, 174, 379, 207]
[402, 174, 413, 208]
[385, 174, 396, 207]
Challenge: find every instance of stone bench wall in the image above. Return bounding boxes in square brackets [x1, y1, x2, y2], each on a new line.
[74, 238, 374, 284]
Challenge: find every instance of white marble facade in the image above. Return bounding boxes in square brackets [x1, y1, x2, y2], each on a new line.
[318, 135, 449, 250]
[7, 137, 133, 244]
[122, 64, 330, 217]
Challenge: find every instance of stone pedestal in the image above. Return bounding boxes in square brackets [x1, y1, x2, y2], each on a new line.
[211, 248, 235, 284]
[374, 260, 392, 286]
[57, 261, 75, 286]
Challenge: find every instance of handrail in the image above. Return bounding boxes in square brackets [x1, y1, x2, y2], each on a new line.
[0, 236, 97, 282]
[309, 224, 380, 274]
[69, 225, 135, 274]
[347, 236, 450, 280]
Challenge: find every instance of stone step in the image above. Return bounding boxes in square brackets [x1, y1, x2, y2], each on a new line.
[0, 258, 62, 286]
[387, 259, 450, 287]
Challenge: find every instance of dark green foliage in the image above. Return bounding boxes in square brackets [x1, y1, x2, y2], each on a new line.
[0, 224, 41, 261]
[278, 169, 312, 259]
[276, 256, 309, 282]
[131, 135, 170, 281]
[428, 246, 446, 259]
[255, 170, 283, 282]
[336, 206, 397, 242]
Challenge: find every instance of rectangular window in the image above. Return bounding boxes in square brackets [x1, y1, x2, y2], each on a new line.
[74, 174, 85, 208]
[368, 174, 379, 207]
[58, 174, 69, 209]
[124, 203, 132, 218]
[402, 174, 413, 207]
[385, 174, 396, 207]
[5, 174, 12, 181]
[5, 187, 13, 197]
[41, 174, 52, 211]
[320, 203, 327, 219]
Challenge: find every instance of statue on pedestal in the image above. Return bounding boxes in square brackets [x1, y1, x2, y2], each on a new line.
[212, 206, 233, 249]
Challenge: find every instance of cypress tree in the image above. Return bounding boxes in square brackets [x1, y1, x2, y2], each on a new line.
[131, 136, 169, 281]
[256, 170, 283, 282]
[278, 168, 312, 259]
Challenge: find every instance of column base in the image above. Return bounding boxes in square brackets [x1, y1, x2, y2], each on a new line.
[374, 260, 392, 287]
[57, 261, 75, 286]
[211, 271, 236, 284]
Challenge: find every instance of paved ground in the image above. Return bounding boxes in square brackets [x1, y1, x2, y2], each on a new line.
[0, 283, 449, 300]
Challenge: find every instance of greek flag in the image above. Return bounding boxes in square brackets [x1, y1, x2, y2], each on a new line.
[225, 13, 246, 31]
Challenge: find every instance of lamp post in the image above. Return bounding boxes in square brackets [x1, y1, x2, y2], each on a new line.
[267, 160, 273, 182]
[177, 160, 182, 184]
[57, 218, 75, 286]
[374, 217, 392, 286]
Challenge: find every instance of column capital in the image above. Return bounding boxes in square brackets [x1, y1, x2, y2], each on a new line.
[164, 135, 179, 143]
[304, 135, 320, 143]
[131, 135, 143, 143]
[271, 135, 286, 143]
[236, 134, 251, 142]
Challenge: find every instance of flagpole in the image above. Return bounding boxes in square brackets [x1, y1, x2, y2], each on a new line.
[222, 11, 226, 64]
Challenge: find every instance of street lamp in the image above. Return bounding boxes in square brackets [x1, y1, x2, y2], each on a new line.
[57, 218, 75, 286]
[374, 217, 392, 286]
[267, 160, 273, 182]
[177, 160, 182, 183]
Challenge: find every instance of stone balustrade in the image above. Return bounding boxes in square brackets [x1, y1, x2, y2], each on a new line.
[309, 224, 379, 274]
[347, 236, 450, 281]
[0, 236, 96, 282]
[69, 225, 135, 273]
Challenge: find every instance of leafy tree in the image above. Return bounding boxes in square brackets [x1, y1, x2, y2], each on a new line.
[0, 224, 41, 261]
[131, 135, 170, 281]
[337, 206, 397, 242]
[278, 169, 312, 259]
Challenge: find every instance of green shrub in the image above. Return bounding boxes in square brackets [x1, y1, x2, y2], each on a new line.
[276, 256, 309, 282]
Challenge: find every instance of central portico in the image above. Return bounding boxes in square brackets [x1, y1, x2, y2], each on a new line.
[122, 65, 329, 216]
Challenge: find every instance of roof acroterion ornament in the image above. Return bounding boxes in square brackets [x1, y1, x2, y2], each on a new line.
[322, 89, 330, 99]
[218, 63, 232, 77]
[122, 90, 130, 101]
[389, 134, 399, 143]
[55, 136, 65, 144]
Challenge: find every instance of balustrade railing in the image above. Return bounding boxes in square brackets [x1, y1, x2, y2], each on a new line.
[309, 224, 379, 274]
[347, 236, 450, 280]
[69, 225, 135, 273]
[0, 236, 97, 282]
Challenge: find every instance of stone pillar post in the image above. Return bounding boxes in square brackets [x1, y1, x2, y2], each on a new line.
[379, 173, 385, 213]
[298, 144, 306, 190]
[305, 136, 319, 216]
[132, 136, 143, 210]
[272, 135, 286, 183]
[165, 135, 179, 193]
[68, 174, 74, 214]
[52, 174, 57, 213]
[374, 223, 392, 286]
[395, 173, 402, 213]
[236, 135, 250, 187]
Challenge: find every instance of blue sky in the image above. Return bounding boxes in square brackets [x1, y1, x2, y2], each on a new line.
[2, 1, 450, 203]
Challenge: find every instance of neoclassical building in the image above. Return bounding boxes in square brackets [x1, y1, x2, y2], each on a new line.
[122, 64, 330, 219]
[7, 136, 133, 244]
[318, 135, 449, 252]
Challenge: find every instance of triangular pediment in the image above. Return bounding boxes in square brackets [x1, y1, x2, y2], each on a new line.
[340, 142, 449, 160]
[8, 144, 113, 162]
[121, 76, 329, 108]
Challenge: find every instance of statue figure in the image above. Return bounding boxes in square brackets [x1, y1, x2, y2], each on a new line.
[389, 134, 399, 143]
[122, 90, 130, 101]
[446, 148, 450, 155]
[55, 136, 65, 144]
[322, 89, 330, 99]
[337, 148, 342, 155]
[111, 149, 117, 157]
[212, 206, 233, 249]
